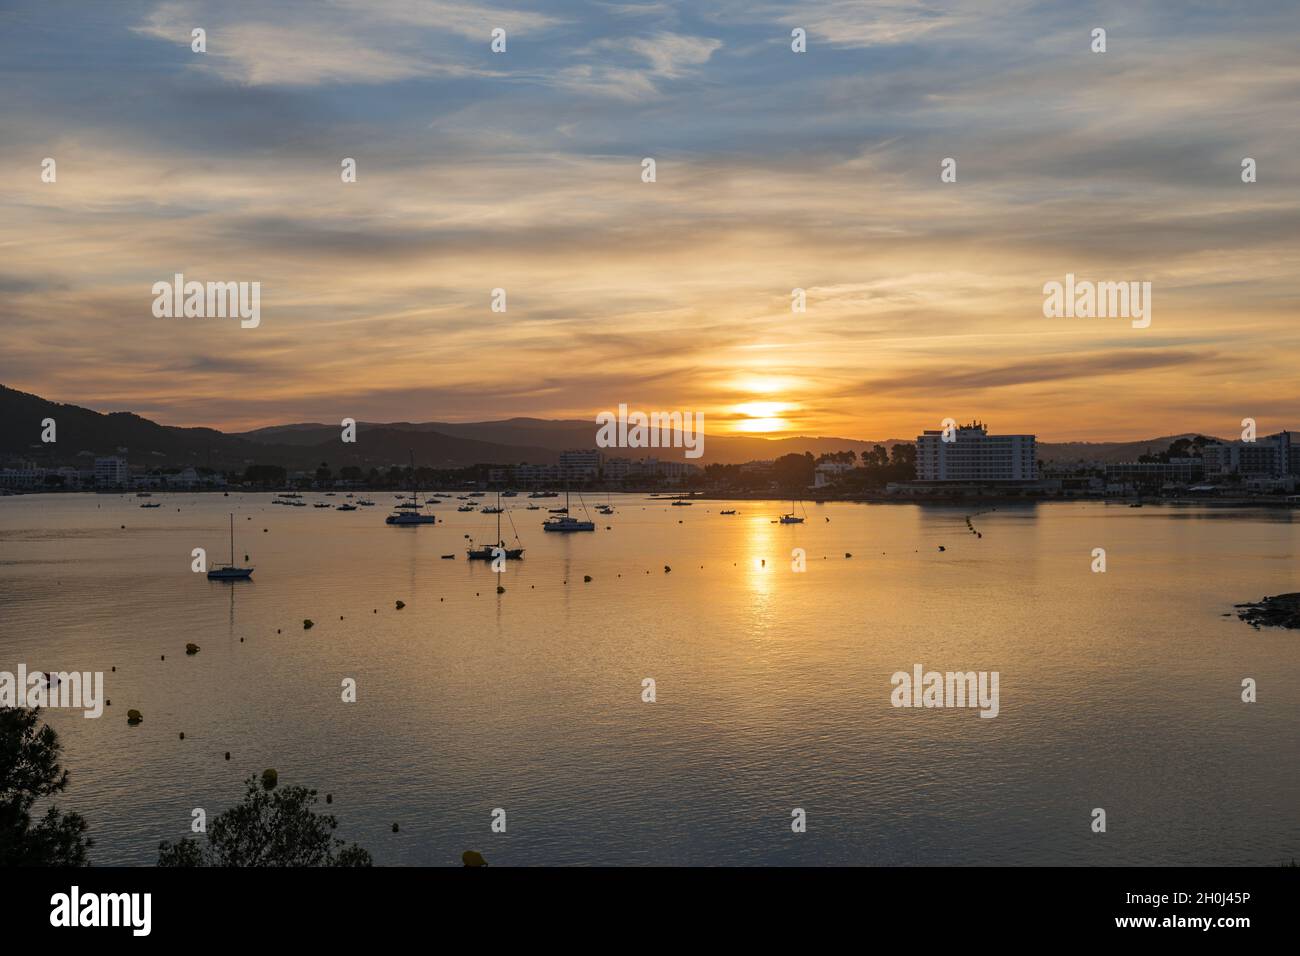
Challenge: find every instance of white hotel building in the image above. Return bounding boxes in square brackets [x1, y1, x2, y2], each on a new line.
[915, 423, 1037, 482]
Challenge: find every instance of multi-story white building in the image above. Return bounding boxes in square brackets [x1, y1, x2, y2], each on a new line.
[93, 456, 129, 487]
[814, 460, 856, 488]
[915, 423, 1036, 482]
[1202, 431, 1298, 478]
[558, 449, 603, 481]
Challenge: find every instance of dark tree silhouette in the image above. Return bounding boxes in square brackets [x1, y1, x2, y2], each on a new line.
[158, 775, 372, 867]
[0, 707, 92, 866]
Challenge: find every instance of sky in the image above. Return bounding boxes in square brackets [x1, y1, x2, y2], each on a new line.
[1, 0, 1297, 441]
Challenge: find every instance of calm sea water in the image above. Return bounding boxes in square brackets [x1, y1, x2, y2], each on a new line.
[1, 493, 1297, 866]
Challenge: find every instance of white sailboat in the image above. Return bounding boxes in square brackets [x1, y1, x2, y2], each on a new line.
[207, 513, 253, 580]
[542, 488, 595, 532]
[779, 498, 806, 524]
[468, 492, 525, 560]
[386, 452, 437, 525]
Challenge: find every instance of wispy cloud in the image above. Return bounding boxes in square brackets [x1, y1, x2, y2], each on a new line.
[2, 0, 1298, 439]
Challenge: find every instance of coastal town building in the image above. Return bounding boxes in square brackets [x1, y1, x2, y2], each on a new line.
[1104, 458, 1205, 487]
[558, 449, 603, 481]
[1202, 432, 1300, 478]
[488, 453, 698, 486]
[914, 423, 1037, 482]
[93, 456, 129, 487]
[814, 459, 857, 488]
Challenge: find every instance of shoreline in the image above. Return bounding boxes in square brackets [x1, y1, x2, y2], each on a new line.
[4, 489, 1298, 508]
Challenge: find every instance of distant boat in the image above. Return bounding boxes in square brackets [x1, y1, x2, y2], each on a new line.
[314, 503, 331, 508]
[207, 513, 253, 580]
[543, 489, 595, 533]
[480, 505, 504, 514]
[457, 504, 475, 512]
[529, 491, 559, 499]
[671, 500, 692, 506]
[357, 499, 376, 506]
[386, 452, 437, 526]
[136, 492, 152, 498]
[336, 503, 357, 511]
[779, 499, 806, 524]
[526, 504, 540, 510]
[501, 491, 518, 497]
[140, 502, 161, 508]
[468, 493, 525, 560]
[720, 509, 736, 515]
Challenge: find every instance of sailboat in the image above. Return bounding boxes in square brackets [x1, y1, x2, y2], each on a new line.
[386, 452, 437, 525]
[543, 488, 595, 532]
[467, 492, 525, 560]
[207, 513, 253, 580]
[779, 498, 806, 524]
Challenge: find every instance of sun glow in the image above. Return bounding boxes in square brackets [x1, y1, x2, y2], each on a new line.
[734, 401, 790, 419]
[734, 416, 789, 433]
[731, 399, 796, 434]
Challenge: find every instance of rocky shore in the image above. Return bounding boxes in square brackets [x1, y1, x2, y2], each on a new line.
[1235, 593, 1300, 629]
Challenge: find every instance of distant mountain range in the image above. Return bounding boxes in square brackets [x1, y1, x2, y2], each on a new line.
[0, 384, 1220, 471]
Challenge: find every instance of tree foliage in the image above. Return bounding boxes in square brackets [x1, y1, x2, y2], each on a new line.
[158, 775, 372, 867]
[0, 707, 92, 866]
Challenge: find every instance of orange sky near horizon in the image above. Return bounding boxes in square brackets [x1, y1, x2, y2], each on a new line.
[2, 2, 1298, 444]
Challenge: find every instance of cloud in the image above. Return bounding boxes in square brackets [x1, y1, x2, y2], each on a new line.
[131, 0, 550, 87]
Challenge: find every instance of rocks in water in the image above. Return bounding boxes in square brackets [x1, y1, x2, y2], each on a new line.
[127, 709, 143, 725]
[664, 565, 671, 573]
[845, 552, 852, 558]
[462, 850, 488, 867]
[938, 546, 946, 552]
[395, 600, 406, 610]
[303, 620, 314, 630]
[261, 768, 278, 790]
[1235, 593, 1300, 629]
[185, 643, 200, 655]
[584, 575, 592, 583]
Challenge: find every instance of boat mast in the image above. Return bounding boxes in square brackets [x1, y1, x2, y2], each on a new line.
[409, 450, 418, 506]
[229, 512, 234, 565]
